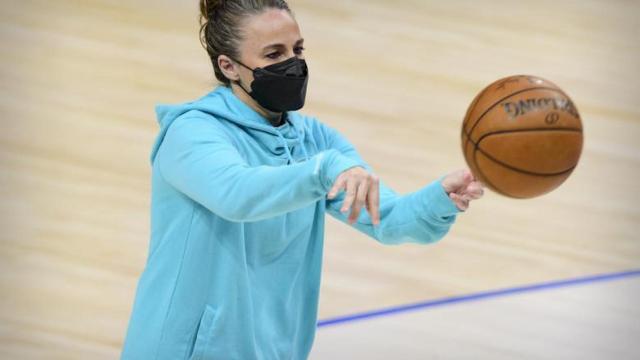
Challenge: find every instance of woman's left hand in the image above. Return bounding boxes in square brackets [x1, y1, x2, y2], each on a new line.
[441, 169, 484, 211]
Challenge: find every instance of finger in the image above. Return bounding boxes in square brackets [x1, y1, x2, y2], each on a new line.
[366, 175, 380, 226]
[442, 170, 462, 193]
[462, 170, 474, 188]
[467, 188, 484, 200]
[467, 169, 477, 182]
[443, 169, 474, 194]
[340, 178, 357, 213]
[450, 193, 469, 211]
[467, 191, 483, 200]
[465, 182, 485, 199]
[449, 192, 460, 207]
[328, 174, 346, 199]
[455, 181, 482, 196]
[349, 177, 370, 224]
[457, 195, 469, 210]
[467, 181, 484, 194]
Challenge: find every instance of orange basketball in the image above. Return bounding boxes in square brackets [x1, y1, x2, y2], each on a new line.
[461, 75, 584, 199]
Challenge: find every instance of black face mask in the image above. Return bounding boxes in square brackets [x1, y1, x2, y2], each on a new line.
[233, 56, 309, 113]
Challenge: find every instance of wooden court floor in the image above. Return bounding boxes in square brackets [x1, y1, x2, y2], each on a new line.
[310, 275, 640, 359]
[0, 0, 638, 358]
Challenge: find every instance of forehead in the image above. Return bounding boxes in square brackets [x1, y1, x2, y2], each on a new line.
[241, 9, 301, 50]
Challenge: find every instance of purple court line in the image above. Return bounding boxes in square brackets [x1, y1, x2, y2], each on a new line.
[317, 268, 640, 328]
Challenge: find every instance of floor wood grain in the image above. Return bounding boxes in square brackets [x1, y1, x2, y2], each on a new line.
[1, 0, 638, 358]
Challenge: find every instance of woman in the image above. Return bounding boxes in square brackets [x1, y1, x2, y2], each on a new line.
[121, 1, 484, 359]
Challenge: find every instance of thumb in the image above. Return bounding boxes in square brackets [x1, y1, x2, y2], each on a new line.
[442, 169, 474, 194]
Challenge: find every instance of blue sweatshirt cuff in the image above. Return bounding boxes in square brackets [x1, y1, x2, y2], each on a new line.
[414, 179, 460, 223]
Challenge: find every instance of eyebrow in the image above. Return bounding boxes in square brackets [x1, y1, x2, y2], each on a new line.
[262, 38, 304, 51]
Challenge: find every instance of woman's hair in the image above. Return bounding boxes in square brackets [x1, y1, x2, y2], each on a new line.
[199, 0, 293, 85]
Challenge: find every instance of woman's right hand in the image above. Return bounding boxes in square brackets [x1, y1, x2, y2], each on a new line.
[327, 167, 380, 226]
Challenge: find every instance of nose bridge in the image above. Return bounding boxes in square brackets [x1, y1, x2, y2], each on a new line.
[284, 48, 296, 59]
[283, 46, 305, 61]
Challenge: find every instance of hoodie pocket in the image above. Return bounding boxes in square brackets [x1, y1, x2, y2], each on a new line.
[188, 305, 219, 360]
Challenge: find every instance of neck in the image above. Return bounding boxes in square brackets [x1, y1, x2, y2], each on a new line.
[230, 82, 283, 127]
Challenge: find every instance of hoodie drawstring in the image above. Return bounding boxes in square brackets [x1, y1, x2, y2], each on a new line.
[276, 131, 295, 164]
[275, 129, 310, 164]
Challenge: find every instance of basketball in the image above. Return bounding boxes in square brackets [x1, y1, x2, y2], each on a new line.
[461, 75, 583, 199]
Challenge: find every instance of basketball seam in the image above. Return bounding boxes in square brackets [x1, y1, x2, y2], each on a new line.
[462, 84, 493, 146]
[475, 127, 583, 145]
[462, 75, 531, 134]
[462, 131, 482, 186]
[474, 127, 582, 176]
[472, 146, 504, 195]
[475, 146, 577, 177]
[461, 82, 492, 138]
[462, 82, 494, 165]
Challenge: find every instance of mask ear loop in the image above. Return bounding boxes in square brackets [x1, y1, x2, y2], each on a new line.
[234, 79, 252, 97]
[230, 57, 254, 96]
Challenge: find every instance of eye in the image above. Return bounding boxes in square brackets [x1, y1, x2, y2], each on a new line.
[266, 51, 281, 59]
[294, 46, 305, 55]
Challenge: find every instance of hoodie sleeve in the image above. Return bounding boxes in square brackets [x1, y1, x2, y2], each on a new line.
[155, 115, 361, 222]
[321, 122, 460, 245]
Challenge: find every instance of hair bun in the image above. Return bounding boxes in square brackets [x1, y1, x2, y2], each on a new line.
[200, 0, 224, 23]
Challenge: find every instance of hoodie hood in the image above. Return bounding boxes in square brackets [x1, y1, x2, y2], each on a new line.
[150, 85, 309, 165]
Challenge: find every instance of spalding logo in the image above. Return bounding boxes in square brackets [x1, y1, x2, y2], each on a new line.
[502, 97, 579, 120]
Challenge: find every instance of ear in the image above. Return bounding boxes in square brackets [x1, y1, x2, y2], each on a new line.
[218, 54, 240, 82]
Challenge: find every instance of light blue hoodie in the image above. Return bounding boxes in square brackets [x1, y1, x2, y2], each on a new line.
[121, 85, 460, 360]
